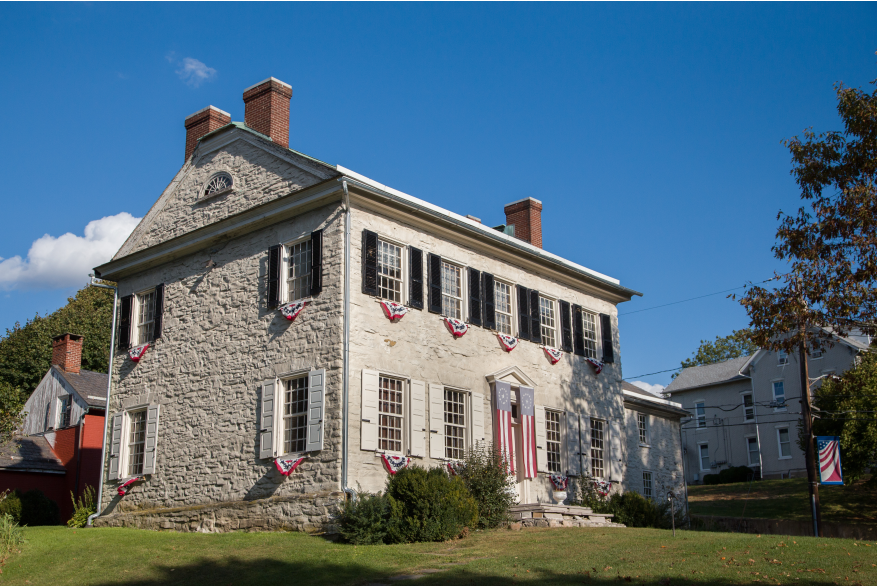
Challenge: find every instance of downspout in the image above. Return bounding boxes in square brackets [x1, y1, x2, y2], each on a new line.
[87, 276, 118, 526]
[340, 180, 356, 501]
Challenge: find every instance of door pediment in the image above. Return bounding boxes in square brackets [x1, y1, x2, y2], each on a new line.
[484, 366, 536, 388]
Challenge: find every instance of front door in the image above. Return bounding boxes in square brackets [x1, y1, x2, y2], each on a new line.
[512, 419, 531, 503]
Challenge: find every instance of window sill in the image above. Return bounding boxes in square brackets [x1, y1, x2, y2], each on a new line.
[199, 188, 233, 203]
[743, 419, 755, 424]
[639, 444, 651, 449]
[695, 427, 708, 433]
[778, 456, 793, 460]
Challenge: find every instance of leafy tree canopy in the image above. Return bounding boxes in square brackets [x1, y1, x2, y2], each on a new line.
[676, 329, 758, 377]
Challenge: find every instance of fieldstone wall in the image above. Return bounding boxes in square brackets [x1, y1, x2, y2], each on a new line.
[624, 406, 685, 506]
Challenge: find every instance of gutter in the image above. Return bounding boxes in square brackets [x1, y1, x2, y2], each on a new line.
[340, 180, 356, 502]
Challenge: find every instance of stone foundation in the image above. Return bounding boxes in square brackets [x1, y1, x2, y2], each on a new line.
[93, 491, 345, 533]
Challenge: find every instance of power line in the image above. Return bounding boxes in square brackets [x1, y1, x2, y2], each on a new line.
[619, 277, 777, 317]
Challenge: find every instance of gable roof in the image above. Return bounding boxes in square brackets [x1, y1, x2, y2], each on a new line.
[621, 380, 661, 398]
[621, 381, 689, 418]
[0, 436, 65, 474]
[663, 355, 752, 395]
[53, 367, 107, 408]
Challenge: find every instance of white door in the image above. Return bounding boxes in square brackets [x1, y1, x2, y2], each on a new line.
[512, 420, 531, 503]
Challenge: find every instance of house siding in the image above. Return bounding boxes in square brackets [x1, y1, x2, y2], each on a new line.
[21, 369, 91, 435]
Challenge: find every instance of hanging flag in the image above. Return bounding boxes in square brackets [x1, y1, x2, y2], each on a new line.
[497, 333, 518, 352]
[550, 474, 570, 491]
[594, 480, 612, 496]
[381, 454, 411, 475]
[817, 436, 844, 485]
[117, 476, 144, 496]
[586, 358, 604, 375]
[543, 347, 562, 365]
[444, 317, 469, 337]
[380, 300, 409, 321]
[279, 299, 309, 322]
[519, 386, 537, 479]
[275, 456, 306, 476]
[494, 381, 515, 475]
[129, 344, 149, 362]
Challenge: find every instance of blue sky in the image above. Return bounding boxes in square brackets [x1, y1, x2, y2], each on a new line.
[1, 2, 875, 391]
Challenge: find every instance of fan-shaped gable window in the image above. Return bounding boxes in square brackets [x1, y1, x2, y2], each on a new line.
[203, 172, 233, 198]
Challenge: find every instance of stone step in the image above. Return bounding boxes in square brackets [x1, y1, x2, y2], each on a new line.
[516, 518, 626, 530]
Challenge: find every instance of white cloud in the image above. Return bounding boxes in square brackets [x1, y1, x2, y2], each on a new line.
[175, 57, 217, 87]
[0, 213, 141, 291]
[630, 381, 667, 397]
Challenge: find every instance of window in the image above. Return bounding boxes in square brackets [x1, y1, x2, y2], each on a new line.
[126, 409, 148, 477]
[539, 296, 557, 347]
[772, 381, 786, 410]
[777, 428, 792, 458]
[546, 411, 562, 474]
[282, 376, 309, 454]
[747, 437, 760, 466]
[378, 240, 404, 302]
[699, 443, 710, 471]
[286, 239, 312, 302]
[637, 413, 649, 445]
[777, 349, 788, 365]
[444, 389, 466, 460]
[695, 401, 706, 428]
[742, 393, 754, 422]
[58, 395, 72, 428]
[378, 376, 404, 453]
[642, 471, 653, 499]
[135, 290, 156, 345]
[810, 344, 823, 359]
[590, 418, 605, 478]
[440, 261, 463, 319]
[581, 310, 598, 359]
[203, 172, 232, 197]
[494, 281, 514, 335]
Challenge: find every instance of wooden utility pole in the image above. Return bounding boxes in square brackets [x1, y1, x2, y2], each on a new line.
[798, 324, 823, 537]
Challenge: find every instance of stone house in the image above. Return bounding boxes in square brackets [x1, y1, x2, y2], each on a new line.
[90, 77, 683, 532]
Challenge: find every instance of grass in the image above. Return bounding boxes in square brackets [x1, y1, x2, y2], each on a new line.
[1, 525, 876, 585]
[687, 477, 877, 523]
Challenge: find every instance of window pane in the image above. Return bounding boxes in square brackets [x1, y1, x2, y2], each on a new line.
[378, 377, 404, 453]
[747, 438, 759, 465]
[378, 241, 403, 302]
[286, 240, 312, 302]
[743, 394, 754, 421]
[637, 413, 648, 444]
[444, 389, 466, 460]
[582, 311, 598, 359]
[642, 471, 652, 499]
[127, 410, 148, 476]
[778, 429, 791, 457]
[137, 291, 155, 345]
[440, 262, 462, 320]
[546, 411, 562, 474]
[590, 419, 604, 478]
[540, 297, 556, 347]
[283, 376, 309, 454]
[696, 402, 706, 427]
[494, 282, 513, 335]
[700, 444, 710, 470]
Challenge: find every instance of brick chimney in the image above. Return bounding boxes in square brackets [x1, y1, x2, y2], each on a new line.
[184, 106, 231, 162]
[52, 333, 83, 374]
[503, 198, 543, 249]
[243, 77, 292, 148]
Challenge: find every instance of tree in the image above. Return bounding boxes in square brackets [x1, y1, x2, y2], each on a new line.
[0, 381, 25, 448]
[677, 329, 758, 375]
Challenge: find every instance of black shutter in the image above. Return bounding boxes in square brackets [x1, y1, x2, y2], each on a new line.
[572, 304, 585, 356]
[118, 295, 133, 351]
[468, 268, 482, 327]
[409, 247, 424, 309]
[559, 300, 572, 353]
[427, 253, 442, 314]
[310, 229, 323, 296]
[153, 283, 165, 340]
[529, 290, 542, 344]
[516, 285, 530, 340]
[600, 313, 614, 363]
[361, 230, 378, 296]
[267, 244, 282, 308]
[482, 273, 496, 330]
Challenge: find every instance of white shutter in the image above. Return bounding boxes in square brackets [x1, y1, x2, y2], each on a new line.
[361, 369, 379, 451]
[535, 406, 548, 473]
[108, 412, 124, 480]
[429, 383, 445, 459]
[259, 379, 276, 459]
[609, 418, 624, 483]
[566, 412, 582, 476]
[471, 391, 485, 447]
[409, 379, 426, 457]
[306, 369, 325, 452]
[142, 404, 161, 475]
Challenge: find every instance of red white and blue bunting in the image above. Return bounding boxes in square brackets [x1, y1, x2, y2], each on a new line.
[117, 476, 145, 497]
[129, 344, 149, 363]
[279, 299, 310, 322]
[275, 456, 306, 476]
[587, 358, 604, 375]
[497, 333, 518, 352]
[543, 346, 562, 365]
[380, 300, 409, 321]
[550, 474, 570, 491]
[594, 480, 612, 496]
[444, 317, 469, 338]
[446, 461, 467, 476]
[382, 454, 411, 475]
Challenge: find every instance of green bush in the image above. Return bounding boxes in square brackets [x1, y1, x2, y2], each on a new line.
[0, 513, 23, 558]
[573, 477, 685, 530]
[18, 489, 60, 526]
[457, 442, 516, 529]
[717, 466, 756, 484]
[338, 491, 390, 545]
[702, 474, 720, 485]
[67, 486, 96, 528]
[0, 491, 22, 524]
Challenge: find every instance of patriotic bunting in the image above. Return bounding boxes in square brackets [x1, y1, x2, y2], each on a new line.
[380, 300, 409, 321]
[594, 480, 612, 496]
[444, 317, 469, 337]
[279, 299, 310, 322]
[117, 476, 144, 497]
[275, 456, 306, 476]
[382, 454, 411, 475]
[519, 386, 537, 479]
[550, 474, 570, 491]
[497, 333, 519, 352]
[447, 462, 467, 476]
[817, 436, 844, 485]
[543, 347, 562, 365]
[494, 381, 515, 475]
[129, 344, 149, 362]
[586, 358, 604, 375]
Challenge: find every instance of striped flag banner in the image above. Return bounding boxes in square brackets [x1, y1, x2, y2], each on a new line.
[519, 386, 537, 479]
[494, 381, 515, 475]
[817, 436, 843, 485]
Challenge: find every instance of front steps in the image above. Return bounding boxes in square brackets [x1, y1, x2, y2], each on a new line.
[509, 503, 625, 529]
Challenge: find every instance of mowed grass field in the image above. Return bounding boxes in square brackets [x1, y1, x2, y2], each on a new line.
[1, 525, 875, 586]
[687, 477, 877, 523]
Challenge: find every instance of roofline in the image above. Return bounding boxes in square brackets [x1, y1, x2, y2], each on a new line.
[665, 375, 751, 395]
[622, 388, 682, 408]
[0, 466, 65, 475]
[51, 366, 108, 406]
[622, 391, 690, 418]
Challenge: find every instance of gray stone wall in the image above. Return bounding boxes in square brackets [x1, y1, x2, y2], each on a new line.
[623, 406, 685, 505]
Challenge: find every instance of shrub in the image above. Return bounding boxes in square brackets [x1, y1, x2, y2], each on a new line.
[717, 466, 756, 484]
[604, 491, 670, 528]
[18, 489, 60, 526]
[702, 474, 720, 485]
[0, 491, 22, 524]
[457, 442, 516, 529]
[67, 485, 96, 528]
[338, 491, 390, 545]
[0, 513, 23, 559]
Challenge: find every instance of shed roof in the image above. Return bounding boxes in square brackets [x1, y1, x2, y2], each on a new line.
[663, 355, 752, 395]
[53, 367, 108, 407]
[0, 436, 65, 473]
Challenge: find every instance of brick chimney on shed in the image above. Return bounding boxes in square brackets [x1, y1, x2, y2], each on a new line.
[504, 198, 543, 249]
[52, 333, 83, 374]
[184, 106, 231, 162]
[243, 77, 293, 149]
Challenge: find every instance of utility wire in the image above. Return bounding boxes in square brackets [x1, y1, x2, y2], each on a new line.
[619, 277, 777, 317]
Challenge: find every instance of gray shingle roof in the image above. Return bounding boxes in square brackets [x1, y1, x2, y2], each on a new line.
[0, 436, 65, 473]
[621, 380, 662, 399]
[663, 355, 752, 394]
[53, 367, 108, 407]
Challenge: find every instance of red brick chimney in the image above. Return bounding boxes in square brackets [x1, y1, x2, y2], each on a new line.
[243, 77, 292, 148]
[52, 333, 83, 374]
[184, 106, 231, 162]
[503, 198, 543, 249]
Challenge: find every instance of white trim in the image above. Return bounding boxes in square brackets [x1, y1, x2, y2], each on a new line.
[185, 105, 230, 119]
[775, 427, 793, 459]
[484, 366, 538, 388]
[504, 196, 543, 208]
[537, 294, 559, 348]
[243, 77, 292, 93]
[622, 389, 682, 408]
[492, 277, 516, 336]
[744, 435, 760, 467]
[697, 442, 711, 472]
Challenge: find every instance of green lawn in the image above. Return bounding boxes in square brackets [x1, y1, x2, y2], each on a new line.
[2, 525, 875, 585]
[687, 477, 877, 523]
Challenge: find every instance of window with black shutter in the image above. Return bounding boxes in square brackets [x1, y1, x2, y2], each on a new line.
[559, 300, 572, 352]
[153, 283, 165, 340]
[310, 229, 323, 296]
[267, 244, 282, 308]
[468, 268, 482, 326]
[361, 230, 378, 296]
[529, 289, 542, 344]
[600, 313, 614, 363]
[409, 247, 424, 309]
[572, 304, 585, 356]
[481, 273, 496, 330]
[516, 285, 530, 340]
[427, 253, 442, 314]
[118, 295, 133, 350]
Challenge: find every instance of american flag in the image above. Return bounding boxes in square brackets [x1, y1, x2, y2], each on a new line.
[495, 381, 515, 474]
[519, 386, 537, 479]
[817, 436, 843, 485]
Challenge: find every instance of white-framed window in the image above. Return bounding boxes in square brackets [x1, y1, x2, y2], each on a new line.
[637, 412, 649, 445]
[126, 409, 148, 477]
[440, 261, 463, 320]
[109, 404, 162, 481]
[742, 393, 755, 422]
[203, 172, 233, 198]
[378, 239, 404, 303]
[772, 381, 786, 410]
[777, 349, 788, 365]
[281, 375, 309, 455]
[444, 388, 467, 460]
[590, 418, 605, 479]
[135, 290, 156, 345]
[698, 443, 710, 471]
[539, 296, 557, 347]
[746, 436, 760, 467]
[285, 238, 312, 303]
[581, 310, 599, 359]
[57, 395, 72, 428]
[810, 344, 823, 359]
[695, 401, 706, 428]
[379, 376, 405, 453]
[546, 410, 562, 474]
[777, 428, 792, 459]
[494, 280, 514, 336]
[642, 471, 653, 499]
